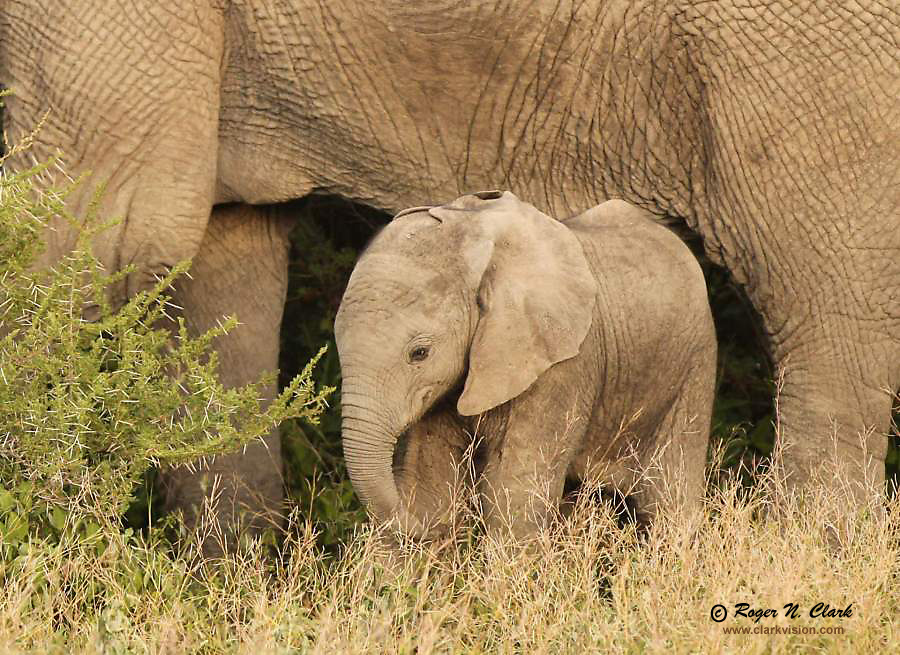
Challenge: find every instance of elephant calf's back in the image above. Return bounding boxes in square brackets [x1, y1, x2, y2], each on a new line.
[566, 201, 714, 366]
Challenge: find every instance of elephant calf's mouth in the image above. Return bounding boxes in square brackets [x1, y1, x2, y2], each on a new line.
[391, 397, 467, 490]
[392, 427, 412, 479]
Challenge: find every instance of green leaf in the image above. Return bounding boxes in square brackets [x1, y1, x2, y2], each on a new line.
[3, 513, 28, 543]
[49, 507, 67, 532]
[0, 488, 14, 513]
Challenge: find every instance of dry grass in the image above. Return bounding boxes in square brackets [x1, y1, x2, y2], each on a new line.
[1, 430, 898, 655]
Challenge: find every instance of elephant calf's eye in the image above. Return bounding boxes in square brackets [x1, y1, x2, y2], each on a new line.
[409, 345, 430, 363]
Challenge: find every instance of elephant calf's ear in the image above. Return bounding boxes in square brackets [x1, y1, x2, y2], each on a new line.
[455, 196, 598, 416]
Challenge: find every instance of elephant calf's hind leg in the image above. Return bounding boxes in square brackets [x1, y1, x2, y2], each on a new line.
[626, 354, 715, 527]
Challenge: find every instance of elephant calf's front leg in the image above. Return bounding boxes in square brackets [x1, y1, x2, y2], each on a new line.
[393, 408, 472, 539]
[477, 400, 583, 541]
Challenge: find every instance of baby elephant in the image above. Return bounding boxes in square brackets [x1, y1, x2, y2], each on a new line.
[335, 191, 716, 540]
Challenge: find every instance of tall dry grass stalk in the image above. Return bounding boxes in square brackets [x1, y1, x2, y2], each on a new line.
[2, 403, 898, 655]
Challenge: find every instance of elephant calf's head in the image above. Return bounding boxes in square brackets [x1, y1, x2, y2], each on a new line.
[334, 190, 597, 537]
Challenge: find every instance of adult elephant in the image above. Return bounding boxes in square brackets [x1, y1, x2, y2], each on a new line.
[1, 2, 897, 536]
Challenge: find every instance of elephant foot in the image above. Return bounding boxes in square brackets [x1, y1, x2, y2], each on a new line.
[158, 430, 285, 558]
[772, 366, 892, 511]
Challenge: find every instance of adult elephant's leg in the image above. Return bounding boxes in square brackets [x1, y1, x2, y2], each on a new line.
[1, 2, 224, 306]
[769, 306, 897, 506]
[748, 231, 900, 505]
[158, 204, 294, 555]
[685, 4, 900, 511]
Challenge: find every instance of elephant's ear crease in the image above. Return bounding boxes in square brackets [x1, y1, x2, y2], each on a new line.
[393, 205, 435, 221]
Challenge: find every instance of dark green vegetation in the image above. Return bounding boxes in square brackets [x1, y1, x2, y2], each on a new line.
[277, 197, 384, 549]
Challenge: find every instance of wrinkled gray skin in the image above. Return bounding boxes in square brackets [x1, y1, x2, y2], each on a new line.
[1, 2, 897, 539]
[335, 193, 716, 538]
[157, 203, 295, 550]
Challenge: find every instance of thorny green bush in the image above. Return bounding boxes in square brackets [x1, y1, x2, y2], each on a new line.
[0, 141, 332, 568]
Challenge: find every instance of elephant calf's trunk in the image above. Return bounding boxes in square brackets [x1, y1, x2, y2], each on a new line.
[341, 414, 431, 540]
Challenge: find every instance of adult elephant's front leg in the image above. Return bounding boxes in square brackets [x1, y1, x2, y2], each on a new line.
[2, 2, 225, 307]
[158, 204, 294, 556]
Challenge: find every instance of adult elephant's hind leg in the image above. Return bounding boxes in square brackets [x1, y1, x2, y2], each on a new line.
[158, 203, 294, 556]
[769, 296, 898, 513]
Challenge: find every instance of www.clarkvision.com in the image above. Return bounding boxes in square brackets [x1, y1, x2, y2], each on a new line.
[722, 625, 846, 636]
